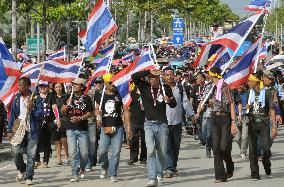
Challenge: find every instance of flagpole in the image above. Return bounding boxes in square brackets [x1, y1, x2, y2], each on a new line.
[197, 10, 265, 113]
[253, 4, 271, 73]
[99, 43, 116, 111]
[149, 43, 166, 96]
[29, 61, 46, 101]
[64, 46, 66, 61]
[68, 53, 86, 103]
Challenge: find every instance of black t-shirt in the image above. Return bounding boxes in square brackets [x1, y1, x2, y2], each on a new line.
[100, 93, 124, 127]
[132, 70, 177, 123]
[55, 94, 70, 128]
[189, 85, 204, 113]
[248, 89, 274, 117]
[129, 90, 145, 126]
[64, 94, 93, 131]
[40, 93, 56, 124]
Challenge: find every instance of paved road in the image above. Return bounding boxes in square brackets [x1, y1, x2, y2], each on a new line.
[1, 127, 284, 187]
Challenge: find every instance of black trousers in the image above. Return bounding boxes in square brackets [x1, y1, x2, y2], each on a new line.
[130, 125, 147, 162]
[211, 113, 234, 180]
[0, 121, 3, 143]
[167, 124, 182, 170]
[248, 117, 271, 178]
[35, 123, 54, 163]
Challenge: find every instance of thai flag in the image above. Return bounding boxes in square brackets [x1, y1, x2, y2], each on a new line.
[21, 63, 43, 89]
[48, 47, 66, 60]
[223, 40, 260, 89]
[192, 44, 222, 67]
[91, 43, 115, 64]
[259, 40, 269, 60]
[40, 59, 82, 83]
[78, 0, 118, 55]
[84, 46, 115, 94]
[193, 14, 261, 68]
[0, 38, 21, 105]
[121, 52, 134, 64]
[245, 0, 271, 13]
[112, 51, 156, 106]
[208, 14, 262, 52]
[206, 47, 231, 70]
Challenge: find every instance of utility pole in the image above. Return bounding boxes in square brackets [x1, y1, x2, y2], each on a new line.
[138, 12, 141, 46]
[126, 10, 129, 45]
[37, 22, 41, 63]
[11, 0, 17, 60]
[150, 12, 154, 44]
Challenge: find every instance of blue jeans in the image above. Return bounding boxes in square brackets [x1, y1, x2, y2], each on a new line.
[12, 131, 38, 180]
[144, 121, 169, 180]
[66, 130, 89, 177]
[202, 117, 212, 149]
[98, 126, 123, 177]
[86, 121, 97, 169]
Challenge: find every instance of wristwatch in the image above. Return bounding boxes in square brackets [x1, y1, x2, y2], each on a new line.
[96, 115, 102, 121]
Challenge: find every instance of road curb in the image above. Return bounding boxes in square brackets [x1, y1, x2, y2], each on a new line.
[0, 147, 13, 162]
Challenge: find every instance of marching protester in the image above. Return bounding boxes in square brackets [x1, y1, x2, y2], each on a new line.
[189, 72, 206, 144]
[132, 69, 176, 187]
[53, 83, 69, 165]
[233, 85, 249, 159]
[196, 66, 237, 183]
[7, 77, 43, 185]
[128, 83, 147, 165]
[198, 75, 214, 158]
[61, 78, 93, 182]
[34, 81, 59, 169]
[85, 78, 104, 171]
[163, 67, 184, 178]
[246, 73, 278, 180]
[95, 73, 131, 182]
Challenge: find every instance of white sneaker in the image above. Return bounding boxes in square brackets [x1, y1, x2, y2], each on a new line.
[157, 176, 163, 184]
[70, 176, 80, 182]
[110, 176, 118, 182]
[147, 179, 157, 187]
[80, 172, 85, 179]
[100, 170, 107, 179]
[241, 154, 246, 159]
[85, 168, 92, 173]
[25, 179, 33, 185]
[16, 172, 26, 181]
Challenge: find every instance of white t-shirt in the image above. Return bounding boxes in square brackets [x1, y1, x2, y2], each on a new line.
[18, 96, 31, 132]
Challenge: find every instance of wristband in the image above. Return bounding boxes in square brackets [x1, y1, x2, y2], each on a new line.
[275, 105, 281, 115]
[80, 116, 83, 121]
[96, 115, 102, 121]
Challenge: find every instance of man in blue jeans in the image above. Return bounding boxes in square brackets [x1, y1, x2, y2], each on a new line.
[7, 77, 43, 185]
[132, 69, 176, 187]
[95, 73, 131, 182]
[61, 78, 93, 182]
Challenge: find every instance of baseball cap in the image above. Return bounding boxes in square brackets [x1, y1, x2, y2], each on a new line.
[72, 78, 86, 86]
[263, 71, 274, 79]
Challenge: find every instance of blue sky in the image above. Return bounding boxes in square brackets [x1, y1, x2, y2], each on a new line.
[220, 0, 252, 17]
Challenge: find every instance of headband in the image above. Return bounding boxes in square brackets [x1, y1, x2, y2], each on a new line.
[208, 70, 222, 79]
[248, 74, 264, 89]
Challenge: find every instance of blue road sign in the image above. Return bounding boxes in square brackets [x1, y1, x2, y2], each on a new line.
[173, 34, 184, 45]
[172, 18, 185, 29]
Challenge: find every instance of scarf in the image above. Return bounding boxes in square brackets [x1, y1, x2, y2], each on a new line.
[216, 78, 224, 102]
[248, 88, 266, 108]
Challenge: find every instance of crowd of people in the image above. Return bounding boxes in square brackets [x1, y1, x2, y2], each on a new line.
[1, 40, 284, 187]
